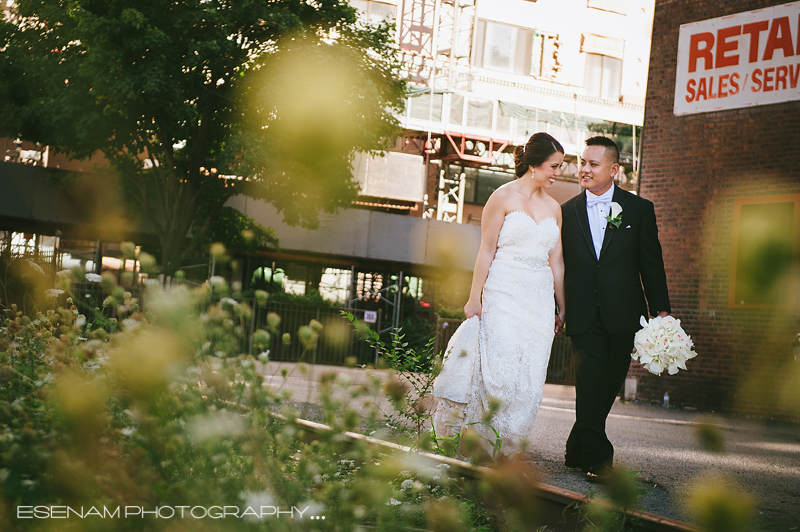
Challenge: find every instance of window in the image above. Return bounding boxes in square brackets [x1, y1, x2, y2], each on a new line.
[475, 20, 562, 79]
[407, 91, 444, 121]
[466, 98, 493, 129]
[729, 195, 800, 310]
[350, 1, 395, 24]
[474, 20, 530, 76]
[449, 94, 465, 126]
[584, 53, 622, 101]
[587, 0, 629, 15]
[483, 21, 518, 72]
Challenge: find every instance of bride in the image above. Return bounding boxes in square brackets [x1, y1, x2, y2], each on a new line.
[432, 132, 566, 456]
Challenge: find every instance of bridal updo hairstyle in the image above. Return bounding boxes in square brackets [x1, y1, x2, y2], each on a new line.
[513, 132, 564, 178]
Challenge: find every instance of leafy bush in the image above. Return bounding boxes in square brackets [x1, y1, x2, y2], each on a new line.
[266, 289, 334, 308]
[0, 273, 514, 531]
[436, 307, 467, 320]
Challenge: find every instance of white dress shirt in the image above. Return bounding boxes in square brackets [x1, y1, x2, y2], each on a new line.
[587, 185, 615, 259]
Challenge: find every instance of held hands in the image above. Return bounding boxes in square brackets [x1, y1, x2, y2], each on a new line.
[554, 313, 565, 337]
[464, 298, 482, 319]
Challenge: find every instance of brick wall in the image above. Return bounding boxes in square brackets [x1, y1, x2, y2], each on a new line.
[635, 0, 800, 418]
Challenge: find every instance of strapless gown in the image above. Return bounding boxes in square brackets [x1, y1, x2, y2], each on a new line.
[432, 211, 559, 454]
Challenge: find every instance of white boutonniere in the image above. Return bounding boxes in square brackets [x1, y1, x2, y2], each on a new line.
[605, 202, 623, 229]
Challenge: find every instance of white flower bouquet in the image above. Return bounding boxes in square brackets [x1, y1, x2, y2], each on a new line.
[631, 315, 697, 375]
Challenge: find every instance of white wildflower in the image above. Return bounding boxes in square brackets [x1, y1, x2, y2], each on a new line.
[85, 273, 102, 283]
[400, 479, 414, 491]
[122, 318, 142, 331]
[240, 491, 276, 521]
[45, 289, 64, 299]
[186, 410, 245, 442]
[386, 498, 402, 506]
[209, 276, 226, 289]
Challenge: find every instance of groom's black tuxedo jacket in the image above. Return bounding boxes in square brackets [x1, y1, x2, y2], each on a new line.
[561, 187, 670, 336]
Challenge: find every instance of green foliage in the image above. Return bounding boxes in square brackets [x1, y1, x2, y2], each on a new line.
[200, 206, 280, 255]
[267, 289, 334, 308]
[568, 468, 649, 532]
[342, 312, 506, 464]
[0, 272, 519, 531]
[0, 280, 343, 527]
[436, 306, 467, 320]
[0, 0, 406, 273]
[395, 315, 435, 359]
[343, 311, 440, 450]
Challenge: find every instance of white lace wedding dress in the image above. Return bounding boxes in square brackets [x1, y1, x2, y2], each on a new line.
[432, 211, 559, 455]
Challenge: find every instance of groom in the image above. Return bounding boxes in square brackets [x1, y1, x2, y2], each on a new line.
[559, 136, 670, 480]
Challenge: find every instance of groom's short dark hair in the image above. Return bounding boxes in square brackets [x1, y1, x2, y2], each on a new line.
[586, 136, 620, 165]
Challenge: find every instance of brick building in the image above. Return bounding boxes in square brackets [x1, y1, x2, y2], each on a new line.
[635, 0, 800, 418]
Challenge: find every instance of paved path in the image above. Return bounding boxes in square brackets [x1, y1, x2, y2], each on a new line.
[262, 362, 800, 531]
[529, 386, 800, 532]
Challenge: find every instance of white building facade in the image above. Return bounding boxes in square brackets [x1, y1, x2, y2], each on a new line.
[233, 0, 657, 318]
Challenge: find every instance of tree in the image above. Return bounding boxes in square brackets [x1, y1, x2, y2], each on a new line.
[0, 0, 405, 273]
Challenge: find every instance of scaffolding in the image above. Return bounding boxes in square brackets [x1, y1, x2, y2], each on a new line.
[397, 0, 476, 91]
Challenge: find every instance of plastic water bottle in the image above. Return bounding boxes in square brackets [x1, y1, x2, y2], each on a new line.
[663, 392, 670, 408]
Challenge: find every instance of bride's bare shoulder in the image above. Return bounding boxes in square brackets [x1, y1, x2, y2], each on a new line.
[541, 192, 563, 220]
[488, 180, 521, 204]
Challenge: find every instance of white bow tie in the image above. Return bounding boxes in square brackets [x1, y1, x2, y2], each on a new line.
[586, 194, 611, 208]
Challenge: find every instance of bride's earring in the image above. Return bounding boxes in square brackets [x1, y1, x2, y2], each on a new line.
[530, 166, 535, 179]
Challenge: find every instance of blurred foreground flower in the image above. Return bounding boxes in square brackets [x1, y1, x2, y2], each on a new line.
[209, 242, 227, 257]
[253, 329, 271, 349]
[187, 410, 245, 443]
[695, 417, 726, 453]
[685, 473, 756, 532]
[107, 328, 188, 400]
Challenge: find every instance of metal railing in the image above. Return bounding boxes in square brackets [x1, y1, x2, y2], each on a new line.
[64, 283, 384, 367]
[251, 302, 382, 367]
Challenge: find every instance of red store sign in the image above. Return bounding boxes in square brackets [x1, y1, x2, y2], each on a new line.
[674, 1, 800, 115]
